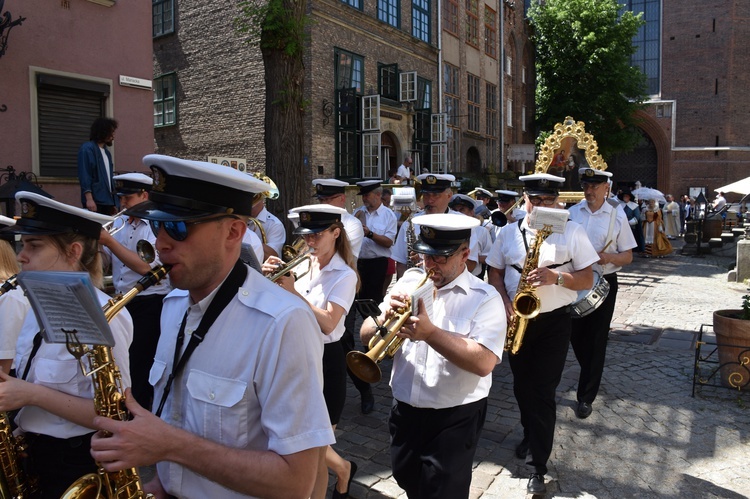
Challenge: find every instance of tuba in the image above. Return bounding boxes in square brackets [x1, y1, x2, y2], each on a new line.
[61, 263, 171, 499]
[346, 268, 434, 383]
[504, 224, 553, 355]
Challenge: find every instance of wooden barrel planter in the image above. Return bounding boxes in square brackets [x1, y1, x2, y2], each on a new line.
[712, 310, 750, 390]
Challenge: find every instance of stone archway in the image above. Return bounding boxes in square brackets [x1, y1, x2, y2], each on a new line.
[466, 146, 482, 174]
[381, 131, 399, 179]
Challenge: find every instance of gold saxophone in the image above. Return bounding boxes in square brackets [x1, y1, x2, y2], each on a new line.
[62, 264, 171, 499]
[0, 275, 37, 499]
[504, 225, 553, 355]
[405, 214, 417, 269]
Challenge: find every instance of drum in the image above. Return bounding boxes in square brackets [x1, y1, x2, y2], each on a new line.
[571, 268, 610, 318]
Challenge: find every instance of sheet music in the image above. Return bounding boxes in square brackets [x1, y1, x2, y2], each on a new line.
[17, 271, 115, 346]
[529, 207, 568, 233]
[410, 278, 434, 319]
[389, 268, 434, 320]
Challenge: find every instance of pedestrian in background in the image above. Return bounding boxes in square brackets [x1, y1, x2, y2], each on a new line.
[77, 117, 119, 215]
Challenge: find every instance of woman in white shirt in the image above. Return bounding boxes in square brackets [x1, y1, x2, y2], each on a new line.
[264, 204, 359, 499]
[0, 192, 133, 499]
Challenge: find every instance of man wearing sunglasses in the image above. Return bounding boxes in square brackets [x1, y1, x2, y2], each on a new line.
[360, 214, 505, 499]
[90, 155, 335, 498]
[486, 172, 598, 495]
[568, 168, 636, 420]
[99, 173, 170, 410]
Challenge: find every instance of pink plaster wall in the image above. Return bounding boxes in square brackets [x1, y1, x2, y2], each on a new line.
[0, 0, 153, 207]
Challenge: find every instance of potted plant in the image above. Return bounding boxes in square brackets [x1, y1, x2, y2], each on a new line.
[712, 295, 750, 390]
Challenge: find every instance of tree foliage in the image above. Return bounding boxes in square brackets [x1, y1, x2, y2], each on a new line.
[235, 0, 309, 235]
[529, 0, 648, 159]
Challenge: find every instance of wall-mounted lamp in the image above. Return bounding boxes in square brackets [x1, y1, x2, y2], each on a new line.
[0, 0, 26, 60]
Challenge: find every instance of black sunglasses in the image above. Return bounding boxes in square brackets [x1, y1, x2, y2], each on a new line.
[149, 215, 239, 241]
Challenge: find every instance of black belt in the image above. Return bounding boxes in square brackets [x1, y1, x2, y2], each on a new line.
[532, 305, 571, 321]
[25, 431, 94, 449]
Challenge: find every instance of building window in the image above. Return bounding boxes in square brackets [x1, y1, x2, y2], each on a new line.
[335, 48, 364, 92]
[505, 55, 512, 76]
[486, 82, 497, 138]
[447, 127, 459, 171]
[378, 0, 399, 27]
[522, 65, 527, 84]
[486, 138, 497, 170]
[466, 0, 479, 48]
[506, 97, 513, 127]
[336, 88, 360, 178]
[153, 73, 176, 127]
[443, 0, 459, 36]
[467, 74, 480, 133]
[522, 105, 527, 132]
[379, 63, 399, 101]
[484, 6, 497, 58]
[341, 0, 363, 10]
[444, 63, 459, 127]
[626, 0, 660, 95]
[655, 102, 672, 118]
[152, 0, 174, 37]
[412, 0, 431, 43]
[35, 74, 110, 178]
[417, 77, 432, 110]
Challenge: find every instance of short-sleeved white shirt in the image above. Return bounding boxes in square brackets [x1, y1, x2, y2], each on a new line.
[102, 216, 171, 295]
[396, 164, 410, 179]
[568, 199, 637, 275]
[294, 253, 357, 343]
[151, 268, 335, 498]
[0, 288, 30, 364]
[250, 207, 286, 256]
[392, 209, 479, 265]
[486, 217, 599, 312]
[14, 288, 133, 438]
[355, 204, 398, 259]
[389, 268, 505, 409]
[470, 225, 493, 277]
[341, 212, 364, 258]
[242, 229, 265, 265]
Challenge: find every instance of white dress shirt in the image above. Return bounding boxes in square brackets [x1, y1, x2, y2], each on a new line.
[250, 207, 286, 256]
[388, 268, 505, 409]
[14, 288, 133, 438]
[568, 199, 637, 275]
[486, 217, 599, 313]
[470, 225, 493, 277]
[342, 212, 364, 258]
[242, 229, 265, 265]
[0, 288, 30, 365]
[355, 204, 398, 259]
[151, 267, 335, 498]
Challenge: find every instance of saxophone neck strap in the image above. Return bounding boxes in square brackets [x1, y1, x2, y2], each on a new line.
[155, 259, 248, 418]
[20, 332, 43, 381]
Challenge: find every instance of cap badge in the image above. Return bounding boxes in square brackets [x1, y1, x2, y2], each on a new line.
[538, 178, 549, 187]
[421, 226, 435, 239]
[426, 175, 437, 185]
[316, 184, 324, 193]
[584, 169, 595, 177]
[152, 167, 166, 192]
[20, 202, 35, 219]
[300, 212, 311, 223]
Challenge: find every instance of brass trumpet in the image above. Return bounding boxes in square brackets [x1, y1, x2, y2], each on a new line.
[268, 239, 313, 282]
[491, 197, 523, 227]
[346, 269, 434, 383]
[102, 209, 128, 235]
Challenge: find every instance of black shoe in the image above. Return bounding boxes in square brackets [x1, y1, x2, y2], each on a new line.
[576, 401, 593, 419]
[360, 391, 375, 414]
[332, 460, 358, 499]
[527, 473, 546, 494]
[515, 438, 529, 459]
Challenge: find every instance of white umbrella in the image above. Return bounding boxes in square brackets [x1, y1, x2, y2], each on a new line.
[631, 187, 666, 204]
[714, 176, 750, 195]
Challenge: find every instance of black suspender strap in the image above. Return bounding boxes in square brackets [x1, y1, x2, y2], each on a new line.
[514, 219, 570, 273]
[155, 259, 248, 418]
[20, 332, 43, 381]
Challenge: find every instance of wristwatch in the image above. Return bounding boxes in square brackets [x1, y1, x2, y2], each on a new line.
[556, 271, 564, 287]
[366, 230, 374, 239]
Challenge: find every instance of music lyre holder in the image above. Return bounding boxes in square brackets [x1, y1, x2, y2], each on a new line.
[355, 299, 387, 336]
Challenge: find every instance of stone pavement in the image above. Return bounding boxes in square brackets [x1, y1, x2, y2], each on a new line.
[334, 239, 750, 498]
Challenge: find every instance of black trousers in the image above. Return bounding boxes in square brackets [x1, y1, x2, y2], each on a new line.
[508, 306, 572, 476]
[25, 432, 97, 499]
[570, 273, 619, 405]
[125, 293, 166, 410]
[357, 257, 388, 304]
[389, 398, 487, 499]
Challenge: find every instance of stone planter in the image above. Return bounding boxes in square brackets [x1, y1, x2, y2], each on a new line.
[712, 310, 750, 390]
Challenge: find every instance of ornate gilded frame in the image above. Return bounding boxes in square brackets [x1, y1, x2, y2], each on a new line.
[534, 116, 607, 203]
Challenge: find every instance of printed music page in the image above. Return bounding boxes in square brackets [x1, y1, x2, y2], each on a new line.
[17, 271, 115, 346]
[529, 207, 568, 233]
[410, 278, 434, 320]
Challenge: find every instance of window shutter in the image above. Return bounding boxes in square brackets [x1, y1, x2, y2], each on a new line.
[399, 71, 417, 102]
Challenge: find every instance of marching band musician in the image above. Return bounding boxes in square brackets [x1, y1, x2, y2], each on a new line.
[99, 172, 170, 410]
[90, 155, 334, 498]
[312, 178, 374, 415]
[353, 180, 398, 305]
[486, 173, 598, 495]
[0, 215, 25, 375]
[360, 213, 505, 499]
[264, 205, 359, 499]
[448, 194, 492, 278]
[568, 168, 636, 419]
[0, 192, 133, 499]
[391, 173, 479, 278]
[249, 196, 286, 260]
